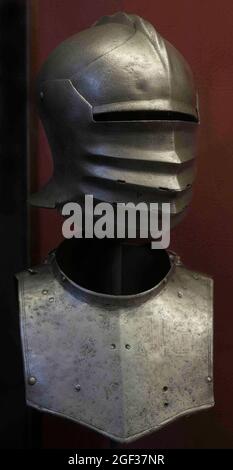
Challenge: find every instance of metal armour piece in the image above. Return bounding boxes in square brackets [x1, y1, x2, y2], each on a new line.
[17, 253, 213, 443]
[31, 12, 198, 227]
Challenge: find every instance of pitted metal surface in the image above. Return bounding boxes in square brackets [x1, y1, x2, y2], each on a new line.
[17, 256, 213, 443]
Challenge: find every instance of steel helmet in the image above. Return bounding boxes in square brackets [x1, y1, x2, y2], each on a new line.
[31, 12, 199, 228]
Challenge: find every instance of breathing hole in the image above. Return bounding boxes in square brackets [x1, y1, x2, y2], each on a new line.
[163, 386, 168, 392]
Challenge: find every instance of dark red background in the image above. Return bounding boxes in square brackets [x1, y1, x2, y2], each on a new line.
[29, 0, 233, 448]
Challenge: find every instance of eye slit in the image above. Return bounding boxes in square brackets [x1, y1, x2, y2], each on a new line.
[92, 110, 198, 123]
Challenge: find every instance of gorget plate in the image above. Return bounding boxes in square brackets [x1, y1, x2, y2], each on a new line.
[17, 255, 214, 443]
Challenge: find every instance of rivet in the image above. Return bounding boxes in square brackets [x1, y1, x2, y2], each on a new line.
[207, 376, 212, 383]
[62, 275, 66, 282]
[42, 289, 48, 295]
[49, 297, 54, 303]
[178, 291, 183, 298]
[193, 274, 199, 280]
[75, 384, 81, 392]
[28, 376, 37, 386]
[111, 344, 116, 349]
[175, 256, 182, 266]
[125, 344, 131, 350]
[40, 91, 44, 100]
[28, 268, 37, 275]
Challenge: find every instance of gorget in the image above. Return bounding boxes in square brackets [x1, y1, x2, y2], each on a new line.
[17, 252, 214, 443]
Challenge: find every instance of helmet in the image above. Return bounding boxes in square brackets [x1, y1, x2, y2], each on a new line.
[31, 12, 199, 228]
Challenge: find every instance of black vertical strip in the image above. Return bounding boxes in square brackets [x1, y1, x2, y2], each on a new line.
[0, 0, 28, 449]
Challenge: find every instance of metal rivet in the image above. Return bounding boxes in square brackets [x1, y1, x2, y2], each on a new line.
[28, 376, 37, 386]
[207, 376, 212, 383]
[42, 289, 48, 295]
[75, 384, 81, 392]
[178, 291, 183, 298]
[193, 274, 199, 280]
[62, 275, 66, 282]
[125, 344, 131, 350]
[28, 268, 37, 275]
[49, 297, 54, 303]
[175, 256, 182, 266]
[40, 91, 44, 100]
[111, 344, 116, 349]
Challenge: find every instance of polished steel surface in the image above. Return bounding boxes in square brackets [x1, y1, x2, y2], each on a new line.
[17, 252, 213, 443]
[31, 12, 198, 228]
